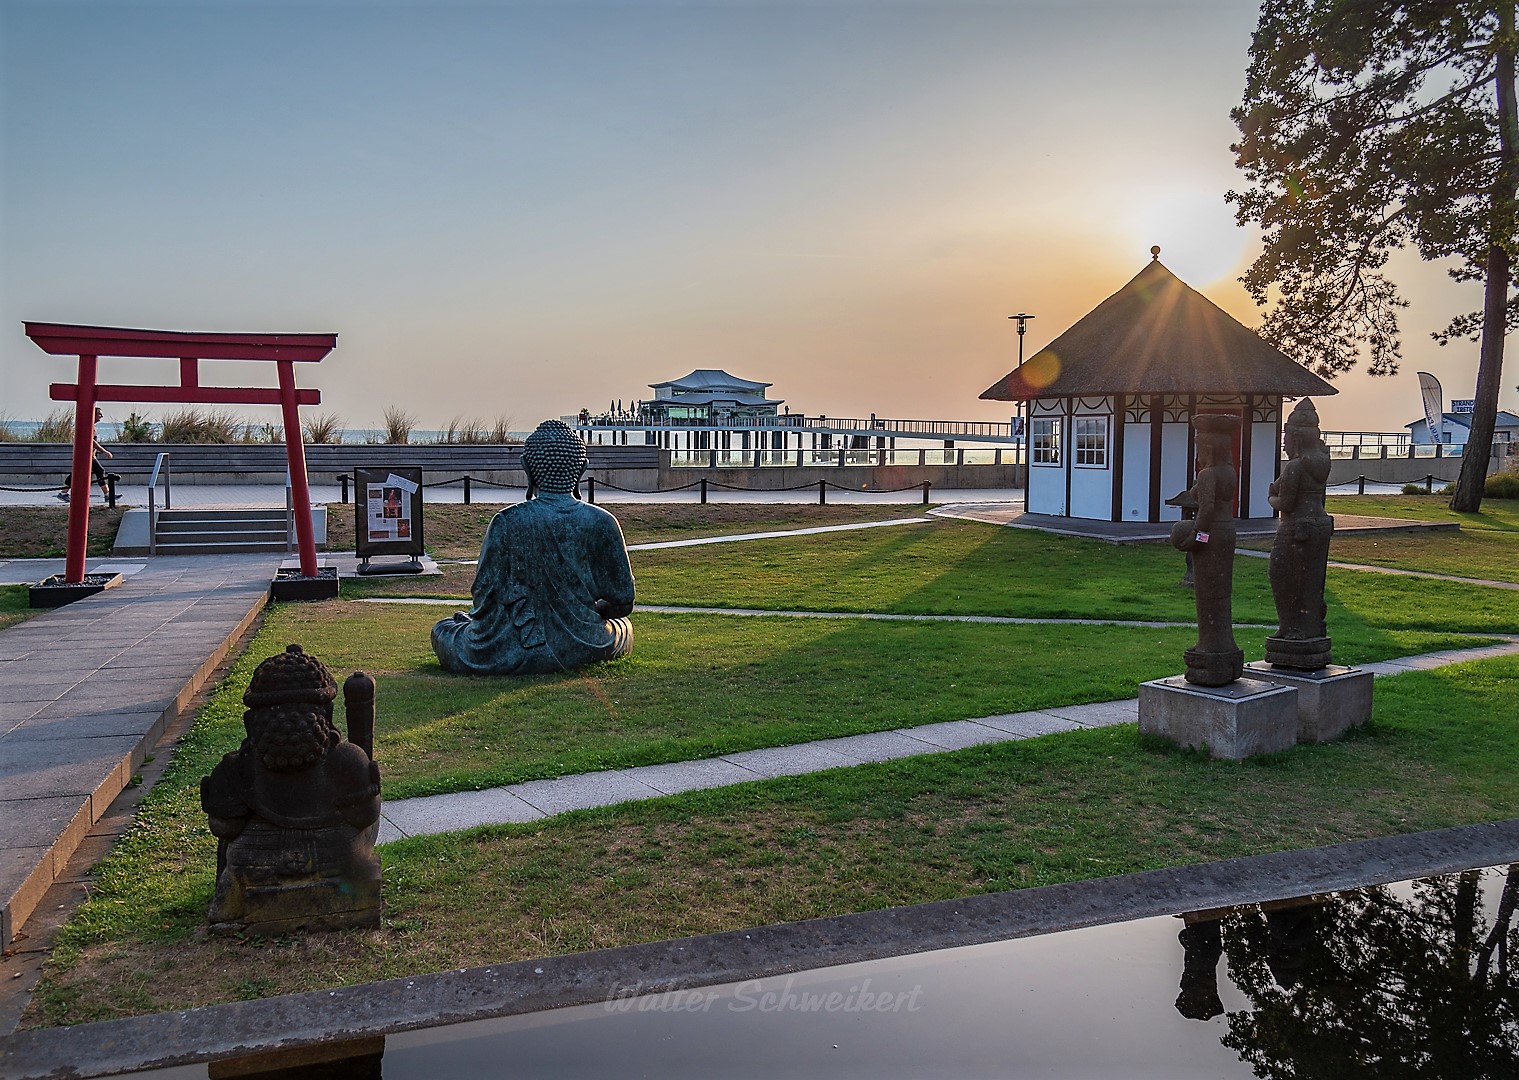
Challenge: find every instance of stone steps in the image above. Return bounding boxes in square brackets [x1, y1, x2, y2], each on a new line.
[154, 510, 289, 555]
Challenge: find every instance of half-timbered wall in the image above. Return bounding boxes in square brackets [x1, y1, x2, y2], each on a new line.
[1026, 392, 1283, 522]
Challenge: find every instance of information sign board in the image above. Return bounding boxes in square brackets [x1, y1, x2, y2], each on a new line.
[354, 466, 424, 560]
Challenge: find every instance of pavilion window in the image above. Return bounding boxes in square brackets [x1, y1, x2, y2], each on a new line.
[1072, 416, 1108, 467]
[1032, 418, 1062, 464]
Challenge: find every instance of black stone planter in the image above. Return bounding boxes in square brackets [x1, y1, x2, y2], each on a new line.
[29, 572, 124, 608]
[270, 566, 340, 601]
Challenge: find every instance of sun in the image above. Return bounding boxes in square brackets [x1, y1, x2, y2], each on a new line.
[1127, 186, 1252, 286]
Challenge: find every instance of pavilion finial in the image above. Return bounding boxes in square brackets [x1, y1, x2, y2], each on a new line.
[1150, 245, 1161, 261]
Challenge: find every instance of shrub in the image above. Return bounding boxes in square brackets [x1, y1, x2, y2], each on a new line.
[1485, 469, 1519, 499]
[119, 411, 156, 442]
[34, 409, 75, 443]
[1401, 482, 1434, 495]
[380, 406, 416, 445]
[302, 413, 345, 445]
[0, 414, 17, 442]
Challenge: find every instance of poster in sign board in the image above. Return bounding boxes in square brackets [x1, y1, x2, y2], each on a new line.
[354, 466, 424, 560]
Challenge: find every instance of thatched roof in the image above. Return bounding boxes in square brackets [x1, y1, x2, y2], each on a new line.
[980, 258, 1336, 401]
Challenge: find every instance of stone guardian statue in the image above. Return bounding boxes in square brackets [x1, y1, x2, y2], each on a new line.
[431, 419, 635, 676]
[200, 645, 382, 933]
[1169, 414, 1244, 686]
[1265, 398, 1335, 669]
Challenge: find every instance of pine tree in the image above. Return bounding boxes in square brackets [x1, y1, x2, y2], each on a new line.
[1229, 1, 1517, 510]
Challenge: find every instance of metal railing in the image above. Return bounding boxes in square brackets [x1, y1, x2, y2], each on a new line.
[146, 453, 171, 556]
[285, 470, 296, 553]
[1326, 441, 1467, 460]
[666, 446, 1025, 468]
[565, 412, 1020, 442]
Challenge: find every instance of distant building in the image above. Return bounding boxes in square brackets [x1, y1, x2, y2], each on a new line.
[1406, 410, 1519, 445]
[638, 370, 784, 424]
[980, 254, 1336, 522]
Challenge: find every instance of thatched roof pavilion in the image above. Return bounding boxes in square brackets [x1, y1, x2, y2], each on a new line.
[980, 253, 1335, 523]
[980, 257, 1335, 402]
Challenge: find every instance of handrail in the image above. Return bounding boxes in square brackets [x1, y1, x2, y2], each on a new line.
[146, 452, 171, 556]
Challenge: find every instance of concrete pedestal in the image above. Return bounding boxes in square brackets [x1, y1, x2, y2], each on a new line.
[1138, 676, 1298, 760]
[1243, 662, 1374, 744]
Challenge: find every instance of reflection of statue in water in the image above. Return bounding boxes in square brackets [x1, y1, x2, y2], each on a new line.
[1265, 399, 1334, 670]
[1169, 414, 1244, 686]
[201, 645, 382, 933]
[1175, 917, 1225, 1021]
[432, 420, 634, 676]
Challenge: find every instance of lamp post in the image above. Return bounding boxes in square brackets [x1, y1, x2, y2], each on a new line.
[1008, 312, 1035, 464]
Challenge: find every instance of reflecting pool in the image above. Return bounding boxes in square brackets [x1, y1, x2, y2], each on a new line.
[120, 864, 1519, 1078]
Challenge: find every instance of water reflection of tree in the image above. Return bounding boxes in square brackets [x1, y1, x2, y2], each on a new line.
[1219, 866, 1519, 1078]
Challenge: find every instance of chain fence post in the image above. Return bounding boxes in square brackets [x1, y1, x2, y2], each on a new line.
[700, 478, 708, 504]
[922, 480, 930, 505]
[818, 479, 827, 505]
[587, 476, 596, 503]
[1357, 475, 1365, 496]
[464, 476, 472, 504]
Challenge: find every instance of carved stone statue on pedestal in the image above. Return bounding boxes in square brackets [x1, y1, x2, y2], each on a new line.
[201, 645, 382, 933]
[432, 419, 635, 676]
[1265, 398, 1334, 670]
[1169, 414, 1244, 686]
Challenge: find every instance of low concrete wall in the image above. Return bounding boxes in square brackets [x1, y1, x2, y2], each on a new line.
[653, 462, 1023, 493]
[1327, 441, 1516, 486]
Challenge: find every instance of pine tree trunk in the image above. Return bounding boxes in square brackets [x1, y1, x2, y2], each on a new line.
[1450, 4, 1517, 513]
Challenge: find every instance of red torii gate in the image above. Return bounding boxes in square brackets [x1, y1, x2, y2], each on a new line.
[27, 323, 337, 584]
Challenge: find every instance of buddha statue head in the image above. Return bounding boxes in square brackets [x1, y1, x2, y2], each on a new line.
[523, 419, 589, 495]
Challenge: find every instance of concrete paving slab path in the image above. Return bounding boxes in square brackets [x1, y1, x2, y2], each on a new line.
[0, 554, 279, 946]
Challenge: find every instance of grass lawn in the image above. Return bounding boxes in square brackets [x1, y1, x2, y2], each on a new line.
[199, 601, 1481, 800]
[345, 517, 1519, 634]
[28, 652, 1519, 1026]
[0, 584, 37, 631]
[626, 519, 1519, 634]
[1290, 494, 1519, 583]
[21, 506, 1519, 1028]
[327, 502, 931, 559]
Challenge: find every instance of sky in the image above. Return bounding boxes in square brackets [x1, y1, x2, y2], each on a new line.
[2, 0, 1512, 436]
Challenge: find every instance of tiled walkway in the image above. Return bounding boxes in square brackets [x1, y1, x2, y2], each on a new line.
[0, 555, 279, 945]
[374, 638, 1519, 845]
